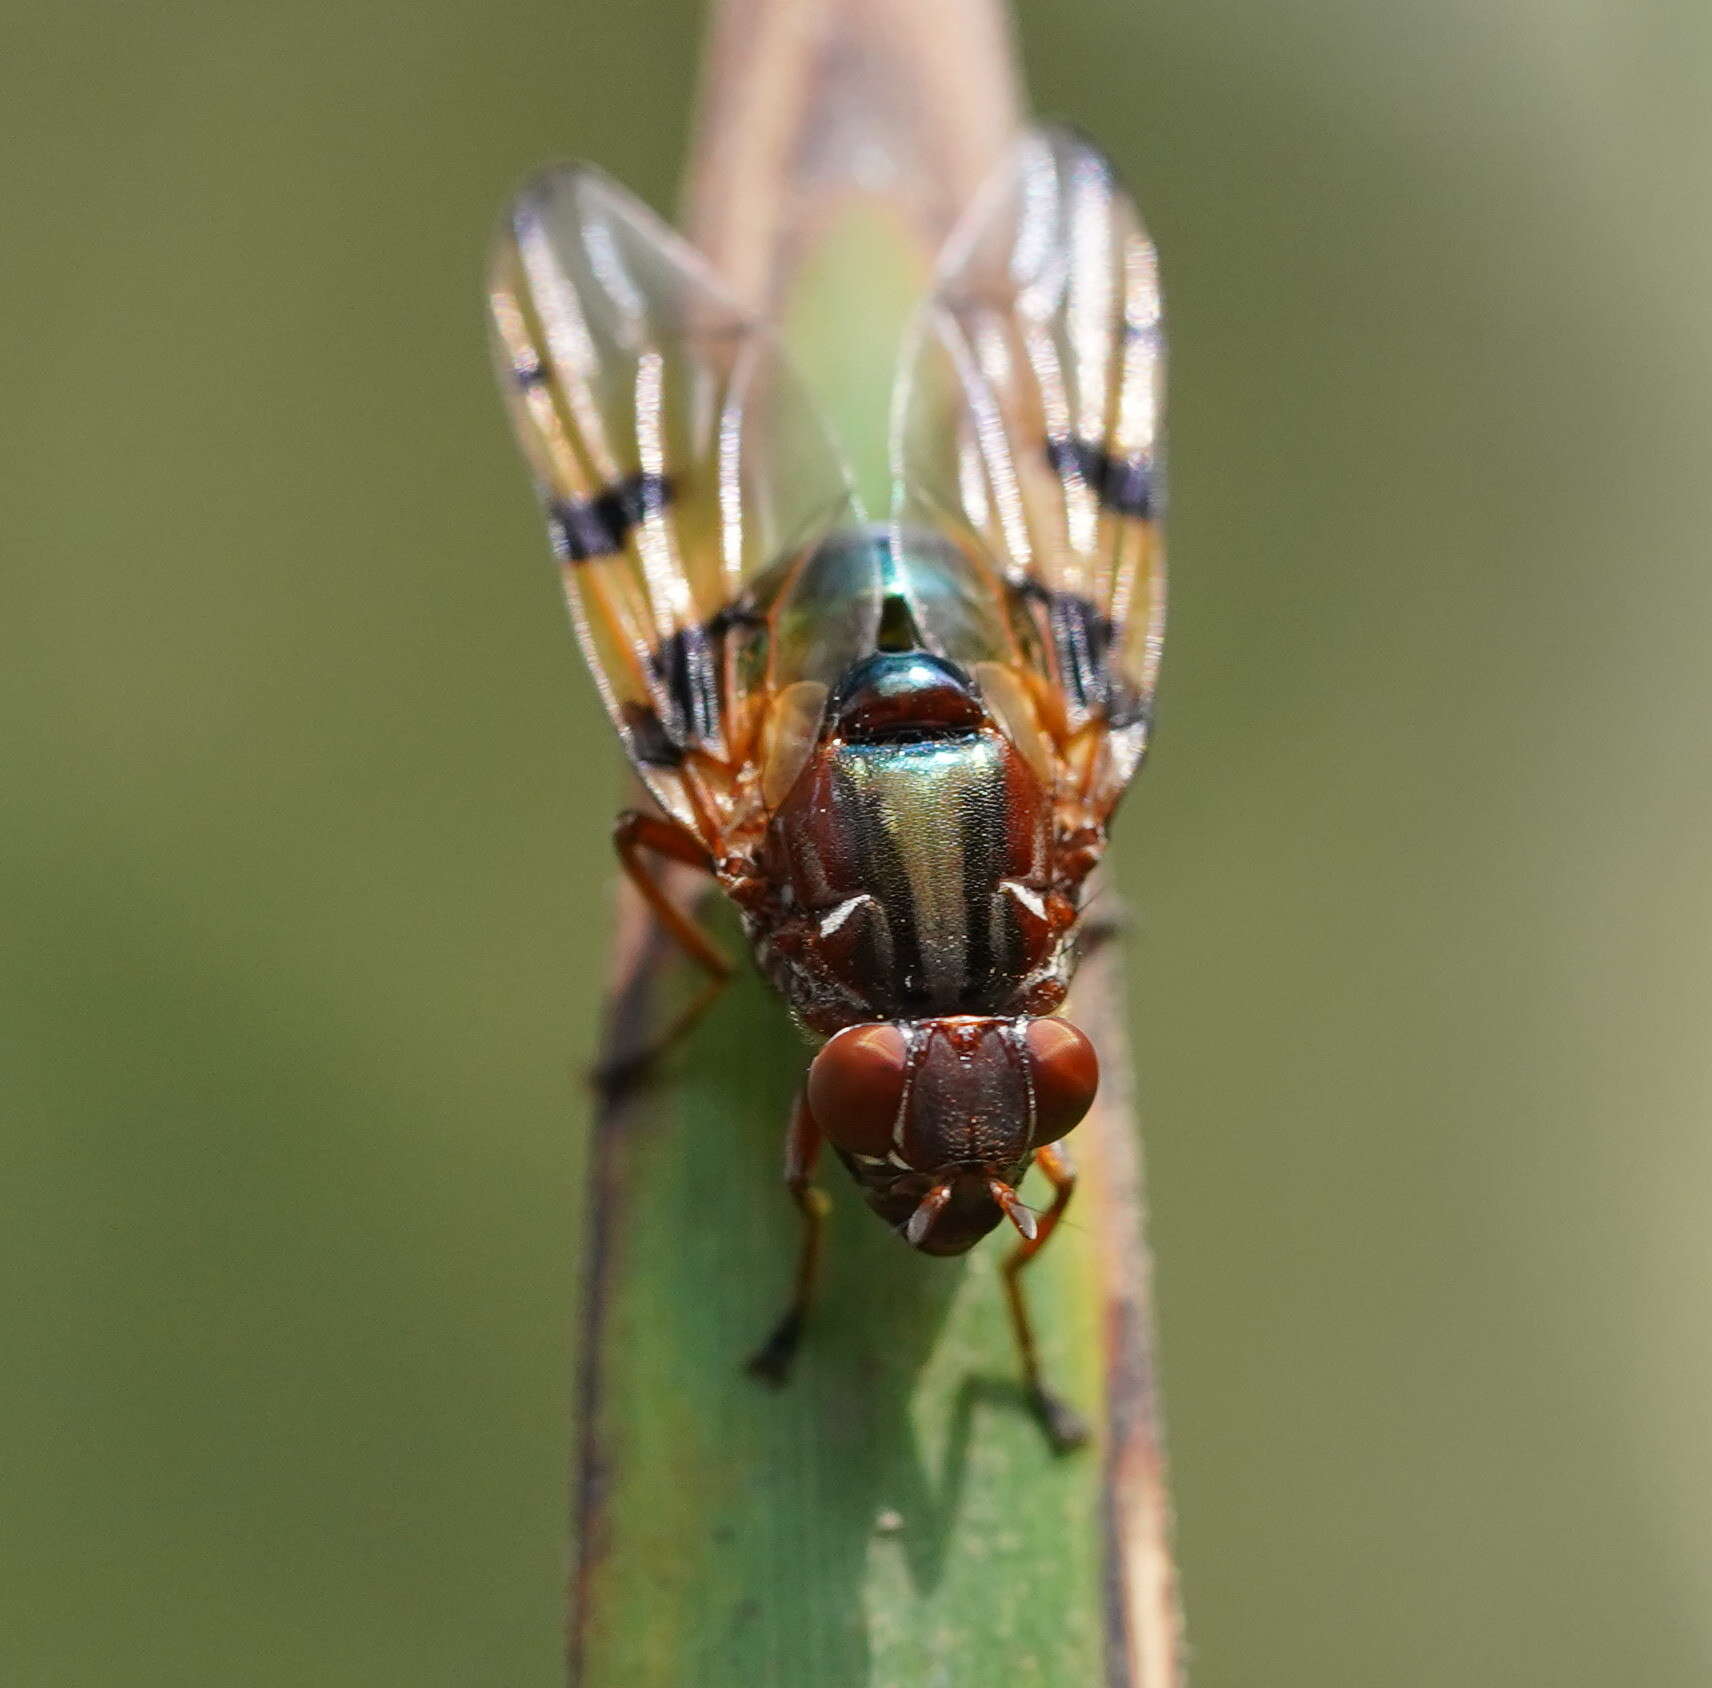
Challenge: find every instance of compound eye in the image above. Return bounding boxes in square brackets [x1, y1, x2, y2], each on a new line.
[1024, 1019, 1099, 1143]
[807, 1024, 910, 1158]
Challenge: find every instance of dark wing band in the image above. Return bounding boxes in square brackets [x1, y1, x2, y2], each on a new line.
[891, 126, 1166, 813]
[488, 165, 862, 835]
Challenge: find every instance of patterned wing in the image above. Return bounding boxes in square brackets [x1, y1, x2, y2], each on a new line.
[487, 165, 869, 838]
[891, 125, 1166, 815]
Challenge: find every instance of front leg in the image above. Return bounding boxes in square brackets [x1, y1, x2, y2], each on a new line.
[1001, 1141, 1089, 1452]
[746, 1090, 830, 1385]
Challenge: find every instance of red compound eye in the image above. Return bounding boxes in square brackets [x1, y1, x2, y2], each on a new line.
[1024, 1019, 1099, 1143]
[807, 1024, 910, 1158]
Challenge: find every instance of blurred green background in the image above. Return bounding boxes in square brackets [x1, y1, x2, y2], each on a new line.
[6, 0, 1712, 1682]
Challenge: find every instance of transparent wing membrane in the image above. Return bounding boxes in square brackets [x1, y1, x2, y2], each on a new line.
[488, 137, 1163, 834]
[892, 127, 1167, 809]
[488, 165, 861, 832]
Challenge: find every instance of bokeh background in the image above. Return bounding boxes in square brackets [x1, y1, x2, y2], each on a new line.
[7, 1, 1712, 1682]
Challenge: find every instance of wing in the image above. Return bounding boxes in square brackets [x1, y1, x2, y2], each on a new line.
[487, 164, 871, 839]
[890, 125, 1166, 817]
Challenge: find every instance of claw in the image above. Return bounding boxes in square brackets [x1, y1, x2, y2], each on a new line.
[1031, 1383, 1091, 1454]
[746, 1309, 805, 1386]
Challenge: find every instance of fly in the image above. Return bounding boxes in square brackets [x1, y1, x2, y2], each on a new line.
[487, 127, 1166, 1451]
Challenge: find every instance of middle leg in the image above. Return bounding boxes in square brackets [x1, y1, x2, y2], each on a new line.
[596, 809, 735, 1096]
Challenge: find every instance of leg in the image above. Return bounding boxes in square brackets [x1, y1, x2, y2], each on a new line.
[614, 810, 730, 979]
[747, 1091, 830, 1385]
[596, 810, 734, 1094]
[1001, 1142, 1089, 1452]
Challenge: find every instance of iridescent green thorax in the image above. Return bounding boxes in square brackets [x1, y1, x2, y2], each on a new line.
[831, 733, 1016, 1009]
[759, 546, 1060, 1028]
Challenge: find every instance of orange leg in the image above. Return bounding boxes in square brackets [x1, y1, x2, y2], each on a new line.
[1001, 1142, 1089, 1452]
[596, 811, 734, 1092]
[613, 810, 731, 976]
[746, 1090, 830, 1385]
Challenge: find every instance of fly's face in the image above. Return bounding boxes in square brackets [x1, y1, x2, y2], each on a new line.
[806, 1016, 1099, 1255]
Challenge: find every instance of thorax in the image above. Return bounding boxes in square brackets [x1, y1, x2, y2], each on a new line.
[757, 648, 1061, 1025]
